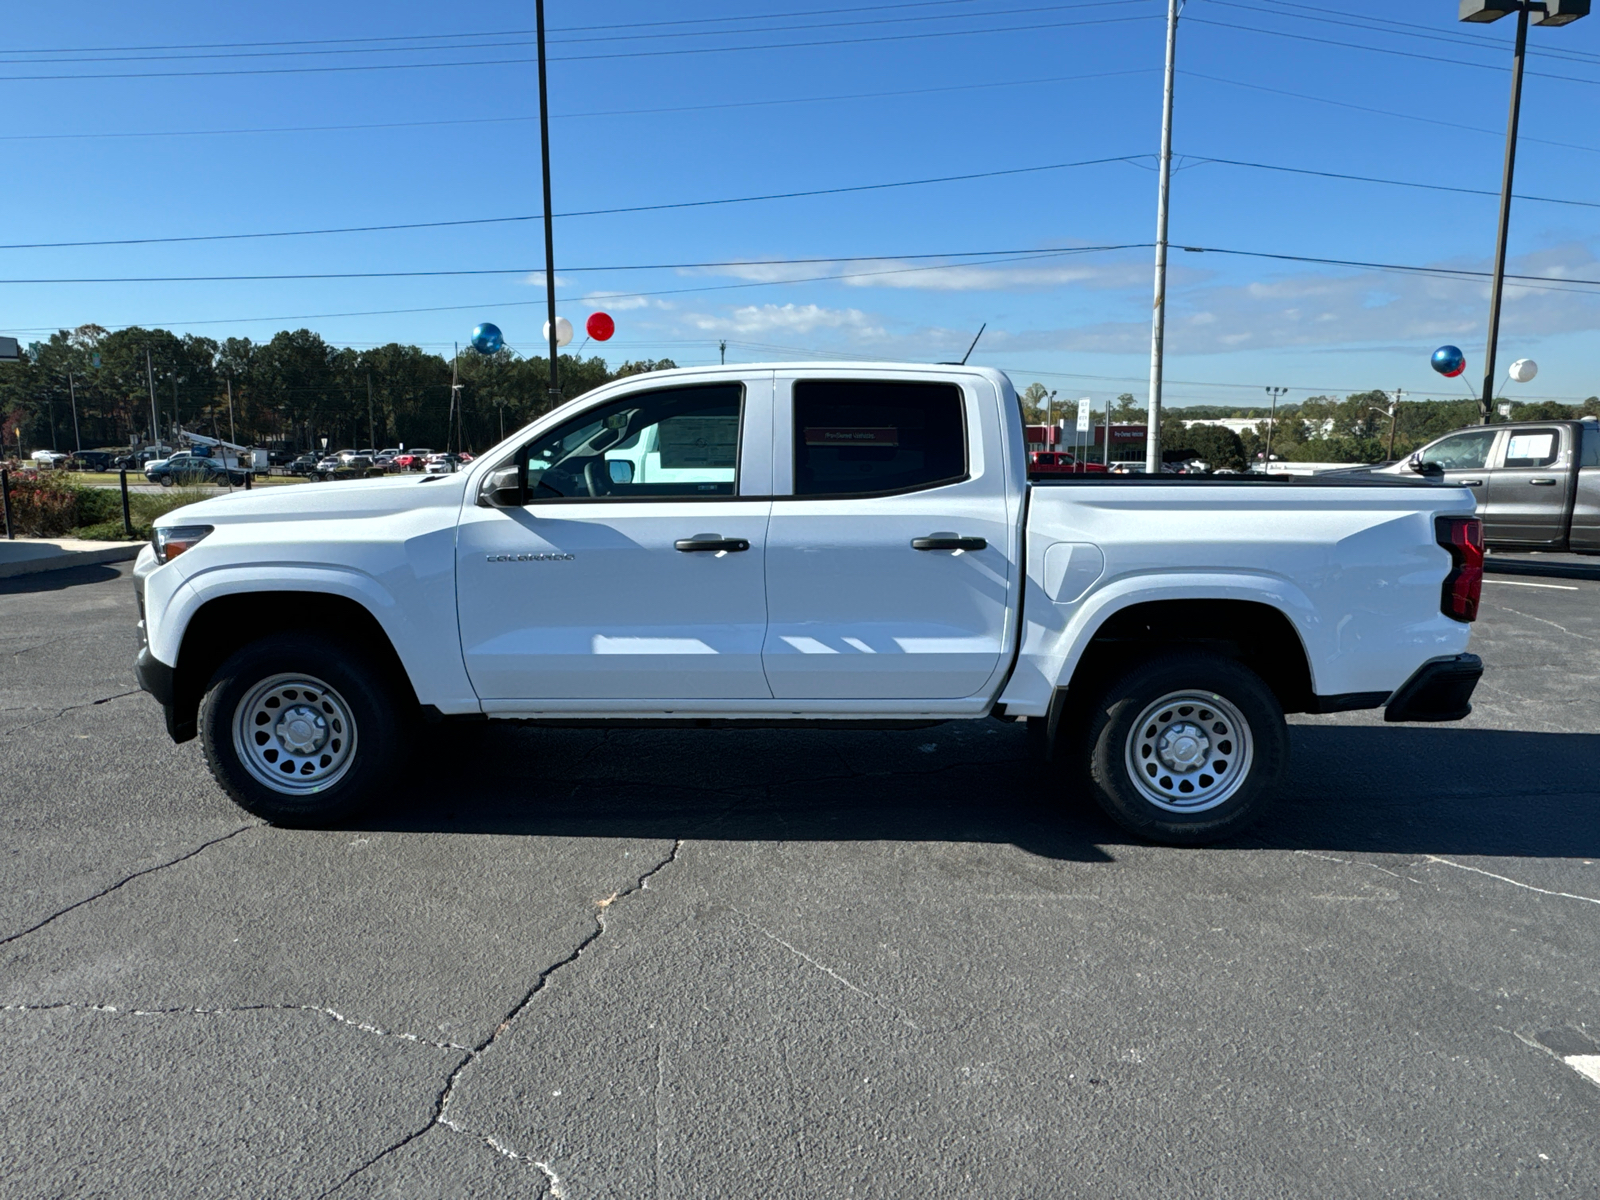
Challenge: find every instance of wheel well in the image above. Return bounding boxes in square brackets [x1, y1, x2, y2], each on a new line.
[1060, 599, 1314, 721]
[169, 592, 417, 742]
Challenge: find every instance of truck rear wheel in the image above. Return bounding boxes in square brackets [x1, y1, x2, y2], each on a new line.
[198, 633, 408, 826]
[1083, 653, 1287, 845]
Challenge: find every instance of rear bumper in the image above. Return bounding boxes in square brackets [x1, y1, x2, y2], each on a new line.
[1384, 653, 1483, 723]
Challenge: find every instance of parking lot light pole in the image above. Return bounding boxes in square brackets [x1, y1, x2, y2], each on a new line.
[1263, 386, 1286, 469]
[1460, 0, 1589, 424]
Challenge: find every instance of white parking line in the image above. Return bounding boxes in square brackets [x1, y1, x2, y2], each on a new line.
[1482, 580, 1580, 590]
[1565, 1055, 1600, 1088]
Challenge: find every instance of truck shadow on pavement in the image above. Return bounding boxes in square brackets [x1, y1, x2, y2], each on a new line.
[361, 722, 1600, 862]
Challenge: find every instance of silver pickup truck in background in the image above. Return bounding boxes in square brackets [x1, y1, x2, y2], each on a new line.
[1378, 417, 1600, 552]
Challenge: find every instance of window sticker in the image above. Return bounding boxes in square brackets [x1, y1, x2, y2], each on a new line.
[804, 426, 899, 447]
[656, 416, 738, 469]
[1506, 433, 1555, 463]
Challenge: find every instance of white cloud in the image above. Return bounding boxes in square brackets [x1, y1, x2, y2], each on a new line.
[680, 254, 1163, 293]
[521, 272, 571, 288]
[684, 303, 886, 339]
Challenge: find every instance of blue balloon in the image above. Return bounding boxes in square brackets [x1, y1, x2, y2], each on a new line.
[1431, 345, 1466, 379]
[470, 322, 504, 355]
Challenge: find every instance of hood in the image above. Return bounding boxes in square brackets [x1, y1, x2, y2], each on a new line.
[156, 472, 472, 527]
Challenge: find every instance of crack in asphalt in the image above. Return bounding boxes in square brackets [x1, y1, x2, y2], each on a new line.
[1420, 854, 1600, 907]
[0, 824, 259, 948]
[315, 838, 685, 1198]
[1, 688, 142, 736]
[0, 1001, 472, 1052]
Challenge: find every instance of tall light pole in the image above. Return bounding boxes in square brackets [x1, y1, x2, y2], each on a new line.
[1144, 0, 1180, 475]
[1460, 0, 1589, 424]
[536, 0, 560, 408]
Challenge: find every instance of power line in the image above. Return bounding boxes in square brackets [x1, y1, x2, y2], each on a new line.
[1187, 155, 1600, 211]
[1176, 244, 1600, 294]
[0, 0, 1063, 56]
[0, 2, 1134, 65]
[1183, 69, 1600, 158]
[0, 68, 1158, 143]
[0, 156, 1146, 250]
[0, 12, 1158, 81]
[1186, 14, 1600, 88]
[0, 244, 1147, 286]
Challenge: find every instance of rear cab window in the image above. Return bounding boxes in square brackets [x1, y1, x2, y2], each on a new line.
[790, 379, 967, 498]
[1501, 427, 1562, 469]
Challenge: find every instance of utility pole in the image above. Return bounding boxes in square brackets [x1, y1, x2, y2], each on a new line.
[145, 348, 159, 451]
[1144, 0, 1180, 475]
[226, 379, 238, 447]
[1388, 387, 1403, 462]
[1263, 386, 1287, 469]
[366, 372, 376, 451]
[172, 378, 180, 446]
[536, 0, 561, 408]
[67, 371, 81, 452]
[449, 344, 462, 456]
[720, 340, 727, 365]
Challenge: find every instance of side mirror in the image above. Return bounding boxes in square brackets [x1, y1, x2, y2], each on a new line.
[1408, 452, 1441, 475]
[607, 459, 634, 485]
[477, 464, 524, 507]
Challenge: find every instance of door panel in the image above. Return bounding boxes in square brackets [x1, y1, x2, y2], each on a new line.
[762, 374, 1017, 700]
[456, 501, 773, 699]
[1485, 426, 1570, 546]
[455, 375, 775, 702]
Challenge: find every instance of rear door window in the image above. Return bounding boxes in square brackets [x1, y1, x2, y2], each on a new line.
[1502, 428, 1561, 469]
[792, 380, 966, 498]
[1583, 424, 1600, 468]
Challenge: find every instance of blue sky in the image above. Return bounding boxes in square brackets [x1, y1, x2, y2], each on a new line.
[2, 0, 1598, 409]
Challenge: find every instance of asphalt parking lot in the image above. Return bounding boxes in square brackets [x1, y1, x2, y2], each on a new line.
[3, 560, 1598, 1199]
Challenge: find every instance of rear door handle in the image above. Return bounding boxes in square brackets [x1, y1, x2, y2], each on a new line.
[675, 535, 750, 552]
[911, 534, 987, 551]
[1457, 479, 1483, 487]
[1529, 478, 1557, 485]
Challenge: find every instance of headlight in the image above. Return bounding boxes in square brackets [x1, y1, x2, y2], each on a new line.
[151, 524, 213, 564]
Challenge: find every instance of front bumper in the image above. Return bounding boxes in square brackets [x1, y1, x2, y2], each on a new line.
[135, 646, 193, 741]
[1384, 653, 1483, 723]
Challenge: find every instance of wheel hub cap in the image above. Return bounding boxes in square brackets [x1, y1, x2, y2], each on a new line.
[275, 705, 328, 755]
[1157, 722, 1209, 771]
[1124, 691, 1254, 814]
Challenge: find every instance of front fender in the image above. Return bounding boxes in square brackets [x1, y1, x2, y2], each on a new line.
[150, 562, 480, 715]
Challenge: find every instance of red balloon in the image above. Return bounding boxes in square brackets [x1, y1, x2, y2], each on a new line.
[586, 311, 615, 341]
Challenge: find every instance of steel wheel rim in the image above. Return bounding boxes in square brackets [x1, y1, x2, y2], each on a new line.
[1124, 689, 1253, 814]
[233, 673, 357, 795]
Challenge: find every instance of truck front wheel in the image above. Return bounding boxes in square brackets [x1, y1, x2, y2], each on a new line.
[198, 633, 408, 825]
[1083, 653, 1287, 845]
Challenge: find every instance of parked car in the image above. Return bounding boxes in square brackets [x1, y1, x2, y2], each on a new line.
[392, 449, 434, 471]
[134, 362, 1484, 845]
[287, 454, 323, 477]
[29, 450, 69, 468]
[1027, 450, 1108, 476]
[70, 451, 114, 472]
[1363, 417, 1600, 551]
[145, 453, 246, 488]
[317, 456, 380, 481]
[423, 453, 461, 473]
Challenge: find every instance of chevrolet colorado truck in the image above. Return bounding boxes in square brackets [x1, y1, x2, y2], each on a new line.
[133, 364, 1484, 844]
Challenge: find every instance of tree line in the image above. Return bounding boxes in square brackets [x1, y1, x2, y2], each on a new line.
[0, 324, 677, 455]
[1017, 382, 1600, 469]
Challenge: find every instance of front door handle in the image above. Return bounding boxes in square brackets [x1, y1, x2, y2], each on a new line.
[1455, 479, 1483, 487]
[911, 534, 987, 551]
[1529, 478, 1558, 485]
[675, 535, 750, 552]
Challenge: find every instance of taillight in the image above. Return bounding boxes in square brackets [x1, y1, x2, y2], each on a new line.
[1435, 516, 1483, 622]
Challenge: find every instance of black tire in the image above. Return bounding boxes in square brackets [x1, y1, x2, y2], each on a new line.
[199, 632, 410, 826]
[158, 475, 174, 487]
[1082, 652, 1287, 845]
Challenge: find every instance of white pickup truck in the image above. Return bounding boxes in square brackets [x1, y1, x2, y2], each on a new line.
[133, 364, 1484, 844]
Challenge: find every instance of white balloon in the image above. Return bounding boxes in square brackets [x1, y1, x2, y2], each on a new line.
[543, 316, 574, 348]
[1508, 358, 1538, 383]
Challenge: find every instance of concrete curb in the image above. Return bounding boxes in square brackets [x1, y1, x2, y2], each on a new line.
[0, 543, 143, 580]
